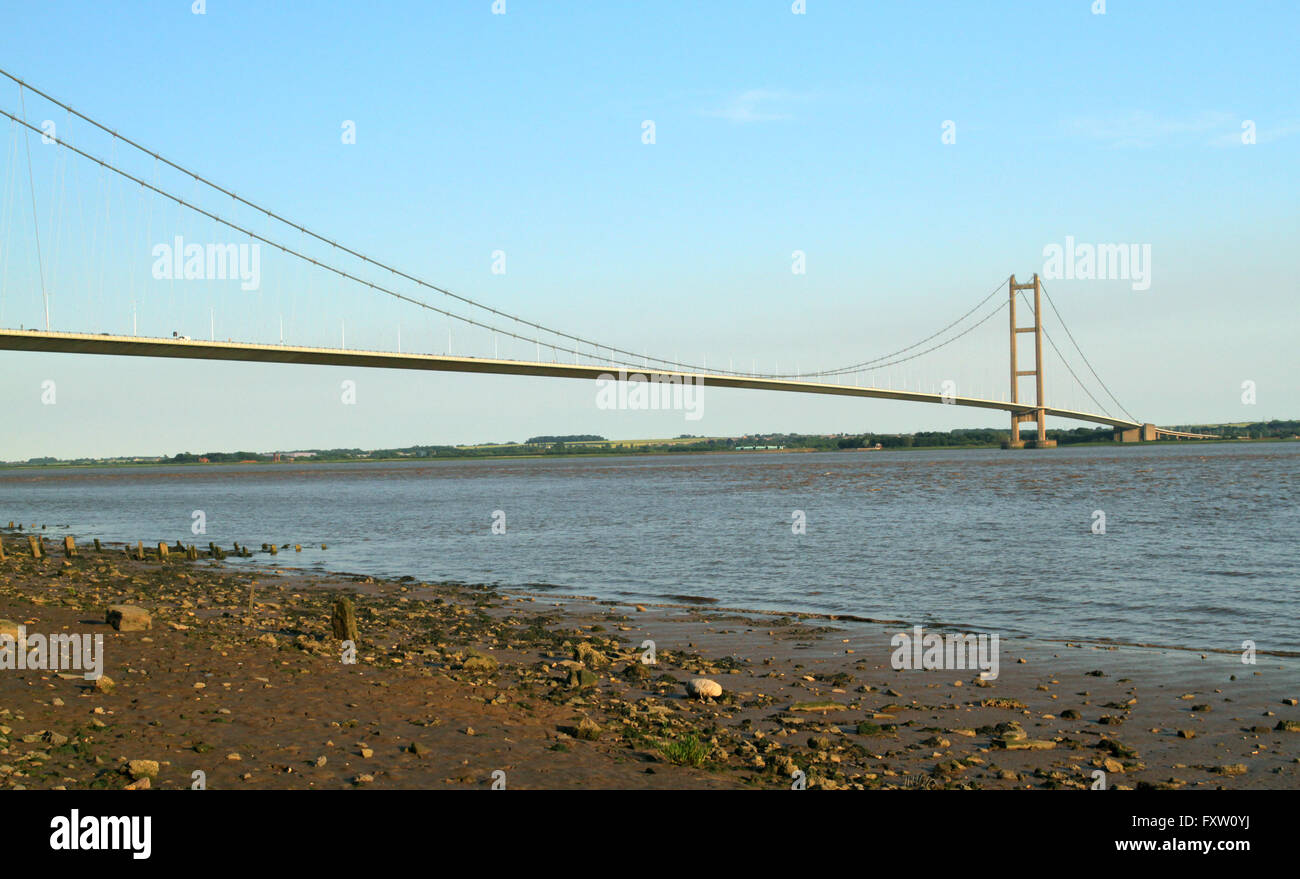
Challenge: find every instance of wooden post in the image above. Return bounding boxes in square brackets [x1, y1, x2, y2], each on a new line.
[331, 597, 359, 641]
[0, 539, 6, 561]
[157, 542, 169, 561]
[28, 536, 43, 559]
[63, 536, 77, 558]
[93, 538, 102, 552]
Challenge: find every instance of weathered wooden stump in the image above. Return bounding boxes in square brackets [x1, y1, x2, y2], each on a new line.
[157, 542, 169, 561]
[331, 596, 359, 641]
[27, 536, 43, 559]
[93, 538, 103, 552]
[63, 536, 77, 558]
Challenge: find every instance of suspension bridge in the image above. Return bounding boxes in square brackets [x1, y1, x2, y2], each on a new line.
[0, 70, 1216, 447]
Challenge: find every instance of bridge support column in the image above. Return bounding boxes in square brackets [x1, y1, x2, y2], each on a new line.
[1143, 423, 1157, 442]
[1005, 273, 1056, 448]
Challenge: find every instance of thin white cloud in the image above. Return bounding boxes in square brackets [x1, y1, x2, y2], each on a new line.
[702, 89, 805, 123]
[1061, 110, 1239, 148]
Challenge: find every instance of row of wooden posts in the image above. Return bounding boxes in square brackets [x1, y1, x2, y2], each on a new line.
[3, 522, 358, 641]
[0, 533, 315, 562]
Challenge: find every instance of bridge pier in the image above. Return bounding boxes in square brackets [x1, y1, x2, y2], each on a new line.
[1005, 411, 1057, 448]
[1114, 423, 1158, 443]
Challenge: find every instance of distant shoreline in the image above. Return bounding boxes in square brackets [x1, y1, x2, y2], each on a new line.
[2, 434, 1287, 472]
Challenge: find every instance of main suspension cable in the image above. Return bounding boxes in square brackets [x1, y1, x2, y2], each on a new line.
[0, 68, 1018, 382]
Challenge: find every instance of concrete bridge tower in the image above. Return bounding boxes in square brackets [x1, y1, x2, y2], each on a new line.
[1007, 273, 1056, 449]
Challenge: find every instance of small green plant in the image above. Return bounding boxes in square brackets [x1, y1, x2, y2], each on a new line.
[659, 734, 712, 767]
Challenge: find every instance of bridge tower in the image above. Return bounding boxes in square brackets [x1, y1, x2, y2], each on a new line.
[1007, 273, 1056, 449]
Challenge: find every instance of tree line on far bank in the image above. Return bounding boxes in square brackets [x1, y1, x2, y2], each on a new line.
[15, 421, 1298, 467]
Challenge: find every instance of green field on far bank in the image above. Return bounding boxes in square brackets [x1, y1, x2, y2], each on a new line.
[4, 421, 1297, 470]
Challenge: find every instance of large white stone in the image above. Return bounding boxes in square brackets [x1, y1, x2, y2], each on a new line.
[686, 678, 722, 700]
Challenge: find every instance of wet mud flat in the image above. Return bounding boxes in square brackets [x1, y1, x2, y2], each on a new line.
[0, 531, 1296, 790]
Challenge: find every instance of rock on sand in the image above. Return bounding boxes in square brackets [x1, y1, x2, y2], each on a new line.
[686, 678, 722, 700]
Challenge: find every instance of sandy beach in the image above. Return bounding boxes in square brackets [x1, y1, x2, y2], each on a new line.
[1, 529, 1296, 790]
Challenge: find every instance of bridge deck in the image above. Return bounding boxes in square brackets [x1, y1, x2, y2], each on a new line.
[1154, 428, 1221, 440]
[0, 328, 1144, 430]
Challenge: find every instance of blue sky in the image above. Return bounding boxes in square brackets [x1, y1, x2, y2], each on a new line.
[0, 1, 1296, 459]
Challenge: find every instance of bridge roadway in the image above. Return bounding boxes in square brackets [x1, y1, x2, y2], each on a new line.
[0, 328, 1147, 430]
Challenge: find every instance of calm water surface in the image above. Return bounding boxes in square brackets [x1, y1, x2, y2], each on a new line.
[2, 443, 1296, 653]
